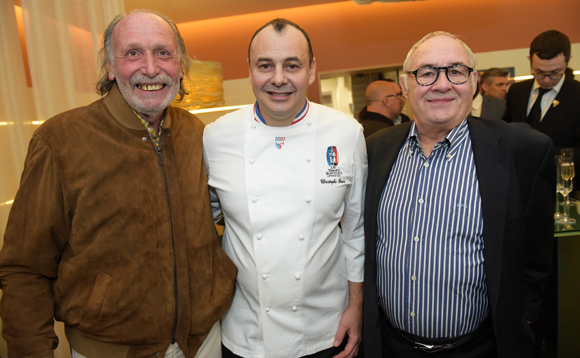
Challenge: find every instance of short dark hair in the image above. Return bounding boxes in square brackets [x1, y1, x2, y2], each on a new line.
[480, 68, 510, 86]
[248, 18, 314, 65]
[95, 9, 191, 101]
[530, 30, 571, 63]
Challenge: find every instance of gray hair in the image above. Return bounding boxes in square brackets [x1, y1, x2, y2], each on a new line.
[401, 31, 477, 88]
[95, 9, 191, 101]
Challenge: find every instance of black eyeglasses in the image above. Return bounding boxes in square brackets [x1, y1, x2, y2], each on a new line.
[407, 64, 474, 86]
[531, 69, 564, 80]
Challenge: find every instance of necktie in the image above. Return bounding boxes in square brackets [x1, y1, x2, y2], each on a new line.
[527, 88, 550, 129]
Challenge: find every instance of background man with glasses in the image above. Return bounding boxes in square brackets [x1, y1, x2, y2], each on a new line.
[362, 31, 554, 357]
[504, 30, 580, 168]
[359, 80, 406, 137]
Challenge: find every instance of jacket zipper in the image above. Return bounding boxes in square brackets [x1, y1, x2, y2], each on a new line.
[156, 144, 179, 344]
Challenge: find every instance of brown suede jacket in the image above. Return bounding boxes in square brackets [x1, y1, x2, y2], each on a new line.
[0, 85, 237, 358]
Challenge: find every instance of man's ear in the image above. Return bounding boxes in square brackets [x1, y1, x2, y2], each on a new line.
[400, 75, 409, 98]
[108, 62, 115, 81]
[308, 57, 317, 86]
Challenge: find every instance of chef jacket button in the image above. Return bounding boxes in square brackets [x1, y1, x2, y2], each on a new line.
[292, 306, 297, 312]
[294, 274, 300, 280]
[305, 197, 311, 203]
[249, 159, 255, 164]
[307, 121, 312, 126]
[252, 197, 258, 203]
[298, 234, 304, 240]
[265, 307, 271, 312]
[306, 157, 311, 162]
[257, 234, 263, 240]
[142, 137, 147, 142]
[262, 274, 268, 280]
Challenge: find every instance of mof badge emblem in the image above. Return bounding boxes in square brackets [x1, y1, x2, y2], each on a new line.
[326, 146, 339, 166]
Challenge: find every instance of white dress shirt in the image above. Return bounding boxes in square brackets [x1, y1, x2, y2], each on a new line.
[203, 102, 367, 358]
[527, 74, 566, 120]
[471, 92, 483, 117]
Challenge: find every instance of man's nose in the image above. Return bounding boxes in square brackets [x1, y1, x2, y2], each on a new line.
[142, 53, 159, 77]
[271, 67, 287, 86]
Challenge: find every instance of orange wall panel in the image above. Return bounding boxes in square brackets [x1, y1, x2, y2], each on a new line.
[178, 0, 580, 102]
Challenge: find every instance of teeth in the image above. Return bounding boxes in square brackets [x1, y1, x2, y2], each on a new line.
[139, 84, 163, 91]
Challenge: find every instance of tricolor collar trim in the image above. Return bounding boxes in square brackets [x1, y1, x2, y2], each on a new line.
[253, 100, 309, 125]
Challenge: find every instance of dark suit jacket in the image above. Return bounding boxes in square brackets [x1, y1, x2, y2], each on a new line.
[362, 117, 555, 357]
[503, 76, 580, 162]
[359, 109, 394, 138]
[480, 94, 506, 121]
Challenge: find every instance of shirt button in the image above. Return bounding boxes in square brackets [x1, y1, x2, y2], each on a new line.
[249, 159, 255, 164]
[251, 124, 256, 129]
[257, 234, 263, 240]
[411, 275, 417, 281]
[424, 163, 429, 168]
[294, 274, 301, 280]
[410, 312, 416, 317]
[414, 237, 419, 242]
[262, 274, 268, 280]
[166, 133, 170, 137]
[292, 306, 297, 312]
[418, 198, 424, 204]
[298, 234, 305, 241]
[306, 157, 311, 162]
[305, 197, 311, 203]
[252, 197, 258, 203]
[142, 137, 147, 141]
[265, 307, 271, 312]
[307, 121, 312, 126]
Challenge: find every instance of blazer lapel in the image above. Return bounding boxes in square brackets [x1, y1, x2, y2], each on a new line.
[468, 117, 510, 308]
[538, 77, 571, 131]
[366, 123, 411, 271]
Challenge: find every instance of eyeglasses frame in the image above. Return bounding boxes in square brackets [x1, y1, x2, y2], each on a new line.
[407, 64, 474, 86]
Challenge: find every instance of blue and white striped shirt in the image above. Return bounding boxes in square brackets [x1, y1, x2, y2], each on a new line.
[376, 119, 488, 339]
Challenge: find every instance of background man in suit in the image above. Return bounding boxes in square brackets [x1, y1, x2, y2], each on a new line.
[359, 80, 405, 137]
[472, 68, 508, 120]
[504, 30, 580, 165]
[362, 31, 554, 357]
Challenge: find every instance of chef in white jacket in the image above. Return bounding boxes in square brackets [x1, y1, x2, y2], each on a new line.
[203, 18, 367, 358]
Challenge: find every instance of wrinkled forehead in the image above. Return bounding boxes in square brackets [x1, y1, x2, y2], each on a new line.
[113, 12, 176, 50]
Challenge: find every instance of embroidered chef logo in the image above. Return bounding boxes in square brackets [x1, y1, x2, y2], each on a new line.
[275, 136, 285, 149]
[321, 146, 344, 184]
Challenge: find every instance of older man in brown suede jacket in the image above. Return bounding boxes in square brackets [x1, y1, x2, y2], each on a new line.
[0, 9, 236, 358]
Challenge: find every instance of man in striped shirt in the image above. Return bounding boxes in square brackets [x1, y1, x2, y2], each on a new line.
[362, 32, 555, 357]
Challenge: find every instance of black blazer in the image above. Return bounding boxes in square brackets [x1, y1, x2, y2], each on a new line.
[503, 76, 580, 161]
[480, 94, 506, 121]
[362, 117, 555, 357]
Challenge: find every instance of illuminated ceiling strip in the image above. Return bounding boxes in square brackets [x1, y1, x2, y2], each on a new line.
[189, 104, 249, 114]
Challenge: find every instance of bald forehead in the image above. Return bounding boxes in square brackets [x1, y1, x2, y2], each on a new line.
[249, 25, 309, 59]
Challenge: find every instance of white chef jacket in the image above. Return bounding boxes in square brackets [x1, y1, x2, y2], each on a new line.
[203, 101, 367, 358]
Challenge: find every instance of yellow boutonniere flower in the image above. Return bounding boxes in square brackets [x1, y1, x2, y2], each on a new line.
[553, 100, 560, 108]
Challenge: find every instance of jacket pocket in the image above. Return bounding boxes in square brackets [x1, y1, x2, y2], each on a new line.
[81, 271, 111, 327]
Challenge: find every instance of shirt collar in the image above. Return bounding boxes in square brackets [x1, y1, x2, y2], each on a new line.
[406, 118, 469, 159]
[253, 99, 309, 126]
[533, 73, 566, 95]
